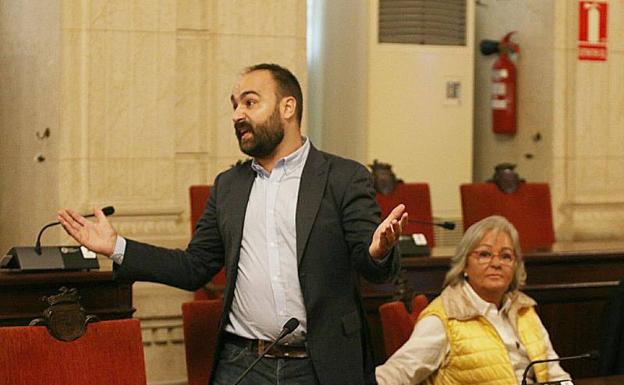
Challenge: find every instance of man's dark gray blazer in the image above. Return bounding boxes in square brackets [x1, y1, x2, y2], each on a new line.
[115, 145, 401, 385]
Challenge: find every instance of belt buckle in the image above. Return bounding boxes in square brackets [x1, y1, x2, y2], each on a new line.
[257, 340, 277, 358]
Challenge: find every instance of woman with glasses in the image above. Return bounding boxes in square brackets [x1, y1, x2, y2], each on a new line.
[376, 215, 572, 385]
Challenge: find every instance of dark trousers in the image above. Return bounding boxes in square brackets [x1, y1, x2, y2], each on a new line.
[212, 340, 321, 385]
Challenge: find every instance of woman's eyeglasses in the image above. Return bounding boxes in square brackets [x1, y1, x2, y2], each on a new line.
[470, 250, 516, 265]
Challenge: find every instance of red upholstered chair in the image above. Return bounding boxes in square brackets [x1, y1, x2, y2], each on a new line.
[379, 294, 429, 358]
[190, 185, 212, 235]
[182, 298, 224, 385]
[460, 182, 555, 251]
[190, 185, 225, 300]
[0, 319, 146, 385]
[376, 182, 436, 247]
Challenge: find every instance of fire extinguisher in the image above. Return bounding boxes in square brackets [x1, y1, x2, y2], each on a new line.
[480, 32, 520, 135]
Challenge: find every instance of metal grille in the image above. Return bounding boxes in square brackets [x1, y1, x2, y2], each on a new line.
[378, 0, 466, 46]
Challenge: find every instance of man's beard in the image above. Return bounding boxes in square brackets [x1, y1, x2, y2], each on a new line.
[235, 107, 284, 158]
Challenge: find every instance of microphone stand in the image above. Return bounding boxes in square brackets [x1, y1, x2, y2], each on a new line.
[521, 352, 596, 385]
[4, 206, 115, 271]
[34, 206, 116, 254]
[408, 219, 456, 230]
[232, 318, 300, 385]
[34, 222, 61, 255]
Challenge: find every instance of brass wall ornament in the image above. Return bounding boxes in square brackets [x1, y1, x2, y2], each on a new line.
[29, 286, 98, 341]
[369, 159, 402, 196]
[488, 163, 525, 194]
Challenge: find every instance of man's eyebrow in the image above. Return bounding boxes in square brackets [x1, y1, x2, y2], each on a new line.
[231, 90, 260, 105]
[240, 90, 260, 99]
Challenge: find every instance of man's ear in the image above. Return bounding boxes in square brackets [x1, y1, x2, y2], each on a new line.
[280, 96, 296, 120]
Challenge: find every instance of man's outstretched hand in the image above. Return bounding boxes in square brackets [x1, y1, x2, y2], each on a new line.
[57, 208, 117, 256]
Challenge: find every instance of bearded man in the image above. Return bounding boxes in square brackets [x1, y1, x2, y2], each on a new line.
[58, 63, 407, 385]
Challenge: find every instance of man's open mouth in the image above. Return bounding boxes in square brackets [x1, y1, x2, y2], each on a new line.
[235, 122, 253, 140]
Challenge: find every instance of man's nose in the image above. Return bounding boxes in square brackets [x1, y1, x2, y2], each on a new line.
[232, 106, 245, 123]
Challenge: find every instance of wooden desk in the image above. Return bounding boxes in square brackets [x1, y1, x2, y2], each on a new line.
[576, 375, 624, 384]
[0, 257, 134, 326]
[362, 242, 624, 379]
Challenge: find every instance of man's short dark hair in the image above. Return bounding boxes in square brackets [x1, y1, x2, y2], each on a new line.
[245, 63, 303, 126]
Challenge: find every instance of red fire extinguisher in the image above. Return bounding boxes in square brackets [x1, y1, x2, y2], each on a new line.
[480, 32, 520, 135]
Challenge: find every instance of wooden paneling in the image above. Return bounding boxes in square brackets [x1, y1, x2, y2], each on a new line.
[0, 259, 134, 326]
[577, 375, 624, 385]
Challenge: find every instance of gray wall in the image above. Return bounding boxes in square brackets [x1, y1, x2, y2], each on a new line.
[473, 1, 555, 183]
[307, 0, 369, 163]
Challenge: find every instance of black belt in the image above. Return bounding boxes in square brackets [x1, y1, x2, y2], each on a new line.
[224, 332, 309, 359]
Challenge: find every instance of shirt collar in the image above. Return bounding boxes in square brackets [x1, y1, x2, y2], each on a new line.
[251, 137, 310, 176]
[462, 280, 511, 316]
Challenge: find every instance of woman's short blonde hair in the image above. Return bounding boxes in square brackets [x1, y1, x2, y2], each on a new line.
[443, 215, 527, 291]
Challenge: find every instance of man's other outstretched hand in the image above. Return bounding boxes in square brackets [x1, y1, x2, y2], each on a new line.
[369, 204, 408, 259]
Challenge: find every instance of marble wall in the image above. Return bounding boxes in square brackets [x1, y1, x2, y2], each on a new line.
[1, 1, 306, 383]
[554, 0, 624, 240]
[0, 0, 61, 255]
[58, 0, 306, 245]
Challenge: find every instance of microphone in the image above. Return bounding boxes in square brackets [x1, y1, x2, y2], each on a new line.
[35, 206, 115, 255]
[408, 219, 456, 230]
[4, 206, 115, 271]
[232, 318, 300, 385]
[520, 351, 598, 385]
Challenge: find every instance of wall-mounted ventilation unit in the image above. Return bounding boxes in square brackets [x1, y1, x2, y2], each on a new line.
[378, 0, 466, 45]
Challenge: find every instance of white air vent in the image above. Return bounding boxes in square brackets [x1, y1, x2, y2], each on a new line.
[378, 0, 466, 46]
